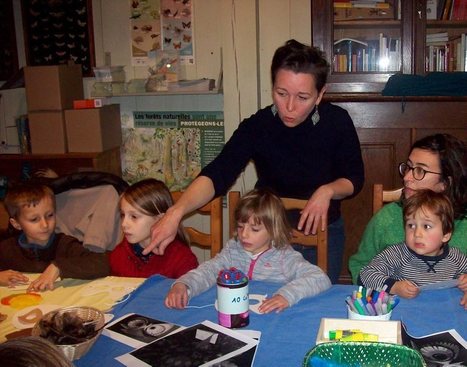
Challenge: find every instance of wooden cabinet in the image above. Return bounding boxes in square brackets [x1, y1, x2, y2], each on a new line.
[0, 147, 122, 181]
[311, 0, 467, 94]
[326, 96, 467, 283]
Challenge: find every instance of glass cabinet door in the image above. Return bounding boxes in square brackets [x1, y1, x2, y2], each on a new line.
[312, 0, 415, 93]
[333, 1, 401, 73]
[423, 1, 467, 73]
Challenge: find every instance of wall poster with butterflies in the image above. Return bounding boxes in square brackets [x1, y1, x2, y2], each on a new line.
[21, 0, 95, 77]
[130, 0, 193, 66]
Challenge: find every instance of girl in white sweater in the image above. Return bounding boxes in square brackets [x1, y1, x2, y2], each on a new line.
[165, 189, 331, 313]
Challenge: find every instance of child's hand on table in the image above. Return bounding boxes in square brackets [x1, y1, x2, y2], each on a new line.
[258, 294, 289, 314]
[27, 263, 60, 292]
[165, 282, 189, 309]
[391, 280, 420, 298]
[460, 292, 467, 310]
[457, 274, 467, 292]
[458, 274, 467, 309]
[0, 270, 29, 287]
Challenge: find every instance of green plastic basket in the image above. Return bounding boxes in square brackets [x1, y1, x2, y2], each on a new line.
[303, 342, 426, 367]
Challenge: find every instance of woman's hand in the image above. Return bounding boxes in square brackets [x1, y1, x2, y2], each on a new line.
[0, 270, 29, 287]
[165, 283, 189, 309]
[258, 294, 289, 314]
[145, 207, 182, 256]
[298, 179, 354, 234]
[390, 280, 420, 298]
[27, 263, 60, 292]
[144, 176, 216, 256]
[298, 185, 333, 234]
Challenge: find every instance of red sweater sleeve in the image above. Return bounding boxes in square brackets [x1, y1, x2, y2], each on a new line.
[162, 240, 199, 278]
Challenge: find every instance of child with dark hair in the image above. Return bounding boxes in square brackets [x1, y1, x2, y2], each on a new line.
[110, 178, 198, 278]
[0, 183, 109, 291]
[359, 189, 467, 307]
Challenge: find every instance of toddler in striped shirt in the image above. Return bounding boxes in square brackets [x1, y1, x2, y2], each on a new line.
[359, 189, 467, 308]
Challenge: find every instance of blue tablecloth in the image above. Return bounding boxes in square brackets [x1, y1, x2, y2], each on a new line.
[76, 275, 467, 366]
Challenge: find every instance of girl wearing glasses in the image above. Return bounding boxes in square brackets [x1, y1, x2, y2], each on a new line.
[349, 134, 467, 284]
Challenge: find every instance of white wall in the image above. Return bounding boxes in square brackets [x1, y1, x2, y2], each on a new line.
[93, 0, 311, 256]
[10, 0, 311, 257]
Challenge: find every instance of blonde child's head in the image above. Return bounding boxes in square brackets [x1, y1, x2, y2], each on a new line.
[234, 188, 291, 249]
[121, 179, 189, 245]
[4, 184, 55, 220]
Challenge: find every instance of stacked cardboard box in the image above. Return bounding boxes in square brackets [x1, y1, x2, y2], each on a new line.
[65, 104, 122, 153]
[25, 64, 84, 154]
[25, 64, 122, 154]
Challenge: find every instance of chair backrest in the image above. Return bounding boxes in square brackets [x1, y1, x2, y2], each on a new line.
[171, 191, 223, 258]
[228, 191, 328, 273]
[372, 184, 403, 214]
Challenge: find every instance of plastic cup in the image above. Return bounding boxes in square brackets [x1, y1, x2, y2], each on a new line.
[347, 306, 392, 321]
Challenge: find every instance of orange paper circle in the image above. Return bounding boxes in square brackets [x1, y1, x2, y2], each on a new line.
[1, 293, 42, 309]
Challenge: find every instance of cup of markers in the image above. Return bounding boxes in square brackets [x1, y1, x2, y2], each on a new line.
[346, 286, 399, 321]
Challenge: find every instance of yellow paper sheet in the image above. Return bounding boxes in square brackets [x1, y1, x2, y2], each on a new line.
[0, 274, 144, 341]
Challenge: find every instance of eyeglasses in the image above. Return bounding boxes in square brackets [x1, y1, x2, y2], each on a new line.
[398, 162, 442, 181]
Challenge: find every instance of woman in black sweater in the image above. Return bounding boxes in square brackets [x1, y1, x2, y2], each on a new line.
[146, 39, 364, 283]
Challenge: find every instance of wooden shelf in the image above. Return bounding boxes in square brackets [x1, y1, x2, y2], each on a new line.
[335, 20, 401, 28]
[0, 148, 122, 181]
[91, 89, 222, 97]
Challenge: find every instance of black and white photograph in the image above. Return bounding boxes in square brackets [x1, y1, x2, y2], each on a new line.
[116, 320, 259, 367]
[210, 330, 261, 367]
[103, 313, 182, 348]
[402, 323, 467, 367]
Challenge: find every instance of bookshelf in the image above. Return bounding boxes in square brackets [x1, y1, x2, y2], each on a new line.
[311, 0, 467, 94]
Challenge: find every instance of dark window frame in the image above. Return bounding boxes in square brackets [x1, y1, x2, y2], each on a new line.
[21, 0, 96, 77]
[0, 0, 19, 81]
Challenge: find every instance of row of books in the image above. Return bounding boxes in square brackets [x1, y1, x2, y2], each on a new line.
[431, 0, 467, 20]
[334, 1, 391, 9]
[16, 115, 31, 154]
[425, 32, 467, 71]
[333, 34, 400, 73]
[333, 0, 395, 20]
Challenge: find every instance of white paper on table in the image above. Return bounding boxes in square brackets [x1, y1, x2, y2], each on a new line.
[419, 279, 459, 291]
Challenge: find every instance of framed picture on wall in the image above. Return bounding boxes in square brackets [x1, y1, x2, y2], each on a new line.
[21, 0, 95, 76]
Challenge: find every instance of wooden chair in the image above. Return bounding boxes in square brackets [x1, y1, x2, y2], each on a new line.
[372, 184, 403, 214]
[171, 191, 223, 258]
[228, 191, 328, 273]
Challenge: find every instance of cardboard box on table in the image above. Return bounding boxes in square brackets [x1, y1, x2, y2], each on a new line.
[64, 104, 122, 153]
[28, 111, 67, 154]
[24, 64, 84, 111]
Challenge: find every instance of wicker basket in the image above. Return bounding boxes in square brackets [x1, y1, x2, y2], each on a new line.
[303, 342, 426, 367]
[32, 306, 105, 361]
